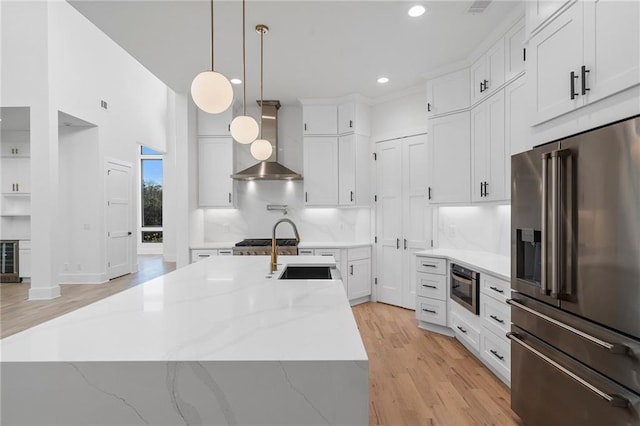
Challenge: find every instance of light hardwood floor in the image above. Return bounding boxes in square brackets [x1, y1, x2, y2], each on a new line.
[0, 255, 176, 338]
[1, 263, 520, 425]
[352, 302, 522, 426]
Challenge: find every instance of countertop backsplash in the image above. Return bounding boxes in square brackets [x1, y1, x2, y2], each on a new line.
[435, 205, 510, 257]
[202, 180, 371, 243]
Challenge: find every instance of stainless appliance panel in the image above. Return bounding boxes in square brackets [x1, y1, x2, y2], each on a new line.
[450, 263, 479, 315]
[0, 240, 20, 283]
[509, 294, 640, 395]
[511, 143, 561, 306]
[510, 326, 640, 426]
[555, 117, 640, 339]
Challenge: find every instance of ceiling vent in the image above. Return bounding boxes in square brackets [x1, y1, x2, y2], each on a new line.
[467, 0, 492, 14]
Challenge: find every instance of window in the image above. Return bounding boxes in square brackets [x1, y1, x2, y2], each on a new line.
[140, 146, 163, 243]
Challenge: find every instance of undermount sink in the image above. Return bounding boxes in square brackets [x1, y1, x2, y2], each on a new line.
[278, 266, 333, 280]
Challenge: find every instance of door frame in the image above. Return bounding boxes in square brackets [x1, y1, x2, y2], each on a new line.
[104, 158, 135, 279]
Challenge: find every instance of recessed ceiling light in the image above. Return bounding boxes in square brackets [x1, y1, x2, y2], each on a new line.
[230, 78, 242, 85]
[377, 77, 389, 84]
[408, 5, 426, 17]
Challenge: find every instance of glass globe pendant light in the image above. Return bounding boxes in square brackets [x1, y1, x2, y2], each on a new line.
[251, 24, 273, 161]
[190, 0, 233, 114]
[230, 0, 259, 144]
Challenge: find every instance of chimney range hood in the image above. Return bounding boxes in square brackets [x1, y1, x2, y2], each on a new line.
[231, 100, 303, 181]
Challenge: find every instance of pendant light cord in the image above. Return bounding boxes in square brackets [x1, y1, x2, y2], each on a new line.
[242, 0, 247, 115]
[259, 27, 264, 139]
[210, 0, 215, 71]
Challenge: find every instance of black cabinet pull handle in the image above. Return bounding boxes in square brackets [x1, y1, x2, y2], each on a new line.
[523, 47, 526, 62]
[349, 120, 353, 128]
[350, 191, 354, 202]
[490, 349, 504, 360]
[457, 326, 467, 334]
[427, 102, 431, 112]
[428, 187, 432, 200]
[480, 181, 484, 197]
[16, 183, 19, 192]
[228, 192, 232, 203]
[489, 286, 504, 294]
[422, 284, 437, 289]
[480, 81, 484, 93]
[305, 192, 308, 202]
[484, 181, 489, 197]
[490, 314, 505, 324]
[581, 65, 590, 95]
[570, 71, 579, 99]
[396, 238, 400, 249]
[483, 79, 489, 91]
[350, 264, 354, 275]
[404, 238, 407, 250]
[423, 308, 437, 314]
[304, 123, 307, 131]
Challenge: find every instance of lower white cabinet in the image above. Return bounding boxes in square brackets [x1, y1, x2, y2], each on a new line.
[450, 306, 481, 353]
[190, 248, 232, 263]
[479, 273, 512, 385]
[18, 240, 31, 280]
[480, 327, 511, 382]
[415, 255, 448, 328]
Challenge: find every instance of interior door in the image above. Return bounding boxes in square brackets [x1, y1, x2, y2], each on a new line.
[107, 161, 132, 279]
[376, 139, 402, 306]
[401, 134, 430, 309]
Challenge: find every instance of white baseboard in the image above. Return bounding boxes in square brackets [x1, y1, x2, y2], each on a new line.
[28, 286, 61, 300]
[59, 273, 108, 284]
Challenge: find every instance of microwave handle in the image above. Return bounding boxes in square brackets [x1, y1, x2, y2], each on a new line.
[451, 271, 473, 286]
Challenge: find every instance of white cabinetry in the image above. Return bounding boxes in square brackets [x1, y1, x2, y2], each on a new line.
[338, 134, 370, 206]
[426, 68, 470, 118]
[302, 105, 338, 135]
[303, 136, 338, 206]
[479, 273, 511, 385]
[347, 247, 371, 300]
[415, 256, 448, 328]
[198, 138, 234, 207]
[505, 74, 529, 158]
[1, 158, 30, 194]
[197, 108, 232, 136]
[376, 135, 430, 309]
[0, 141, 30, 157]
[338, 102, 370, 135]
[471, 90, 506, 202]
[190, 248, 232, 263]
[529, 0, 640, 125]
[18, 240, 31, 280]
[525, 0, 571, 38]
[505, 18, 526, 81]
[428, 112, 471, 204]
[470, 38, 505, 105]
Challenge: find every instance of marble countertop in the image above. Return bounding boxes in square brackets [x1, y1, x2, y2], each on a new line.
[414, 249, 511, 281]
[1, 256, 368, 363]
[191, 242, 372, 250]
[190, 242, 237, 249]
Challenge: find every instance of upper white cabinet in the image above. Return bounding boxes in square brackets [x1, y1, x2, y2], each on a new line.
[525, 0, 571, 37]
[303, 136, 339, 205]
[338, 102, 371, 136]
[428, 111, 471, 204]
[198, 137, 234, 207]
[302, 104, 338, 135]
[338, 134, 370, 206]
[528, 0, 640, 125]
[505, 74, 528, 161]
[505, 18, 526, 81]
[197, 108, 232, 136]
[471, 91, 506, 202]
[426, 68, 470, 118]
[0, 141, 30, 157]
[470, 38, 505, 105]
[1, 158, 30, 194]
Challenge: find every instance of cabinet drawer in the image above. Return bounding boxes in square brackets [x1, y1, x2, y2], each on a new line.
[481, 329, 511, 380]
[314, 248, 341, 261]
[416, 256, 446, 275]
[416, 272, 447, 301]
[481, 295, 511, 338]
[298, 249, 315, 256]
[451, 311, 480, 352]
[347, 246, 370, 261]
[480, 274, 510, 302]
[416, 297, 447, 326]
[217, 249, 233, 256]
[191, 249, 217, 263]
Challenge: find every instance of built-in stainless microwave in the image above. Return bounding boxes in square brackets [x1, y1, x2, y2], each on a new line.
[450, 263, 479, 314]
[1, 240, 20, 283]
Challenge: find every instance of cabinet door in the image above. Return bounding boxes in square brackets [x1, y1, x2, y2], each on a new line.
[505, 18, 526, 81]
[583, 0, 640, 105]
[303, 105, 337, 135]
[338, 102, 355, 135]
[484, 91, 506, 202]
[426, 68, 470, 117]
[303, 136, 338, 205]
[19, 248, 31, 278]
[486, 38, 506, 96]
[529, 1, 584, 125]
[526, 0, 572, 37]
[348, 258, 371, 300]
[0, 141, 30, 157]
[338, 134, 356, 205]
[197, 109, 232, 136]
[470, 56, 487, 105]
[505, 75, 528, 195]
[198, 138, 234, 207]
[471, 102, 489, 202]
[428, 112, 471, 203]
[1, 158, 30, 193]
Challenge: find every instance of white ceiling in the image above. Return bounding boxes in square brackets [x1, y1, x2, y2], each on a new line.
[68, 0, 523, 105]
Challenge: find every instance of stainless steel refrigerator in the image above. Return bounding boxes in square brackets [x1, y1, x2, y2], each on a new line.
[510, 115, 640, 425]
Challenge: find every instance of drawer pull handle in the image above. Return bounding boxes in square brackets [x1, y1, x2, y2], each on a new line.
[422, 284, 437, 289]
[456, 326, 467, 334]
[490, 314, 505, 324]
[489, 286, 504, 294]
[422, 263, 437, 268]
[423, 308, 437, 314]
[490, 349, 504, 361]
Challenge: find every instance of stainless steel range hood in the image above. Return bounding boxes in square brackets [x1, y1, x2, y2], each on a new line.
[231, 100, 303, 181]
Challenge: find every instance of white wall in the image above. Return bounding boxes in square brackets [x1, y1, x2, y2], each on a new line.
[434, 205, 511, 257]
[370, 87, 428, 142]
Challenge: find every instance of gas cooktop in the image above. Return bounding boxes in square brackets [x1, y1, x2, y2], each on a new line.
[235, 239, 298, 247]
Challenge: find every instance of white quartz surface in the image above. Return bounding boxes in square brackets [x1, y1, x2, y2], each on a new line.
[414, 249, 510, 281]
[298, 242, 371, 249]
[1, 256, 368, 363]
[190, 242, 236, 249]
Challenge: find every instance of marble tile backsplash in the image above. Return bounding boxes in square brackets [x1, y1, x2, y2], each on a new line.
[435, 205, 511, 257]
[202, 180, 371, 243]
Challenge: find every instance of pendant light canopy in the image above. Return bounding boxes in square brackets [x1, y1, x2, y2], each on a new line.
[230, 0, 259, 144]
[191, 0, 233, 114]
[251, 24, 273, 161]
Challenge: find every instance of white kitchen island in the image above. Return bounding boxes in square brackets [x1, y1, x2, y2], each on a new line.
[0, 256, 369, 425]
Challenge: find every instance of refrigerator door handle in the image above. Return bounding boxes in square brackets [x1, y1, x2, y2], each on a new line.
[507, 299, 635, 356]
[541, 153, 550, 295]
[507, 332, 631, 408]
[551, 151, 561, 298]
